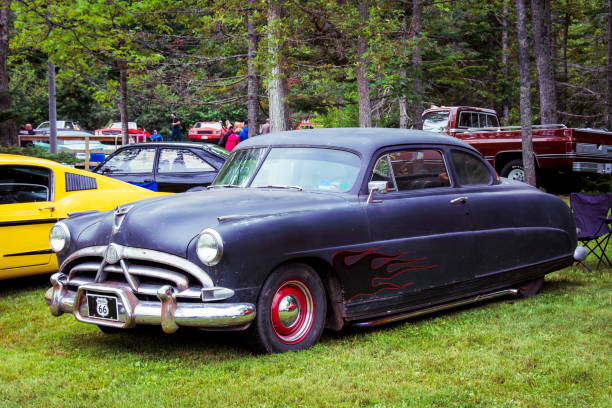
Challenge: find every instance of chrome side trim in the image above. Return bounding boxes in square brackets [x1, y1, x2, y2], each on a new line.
[60, 245, 214, 288]
[352, 289, 519, 327]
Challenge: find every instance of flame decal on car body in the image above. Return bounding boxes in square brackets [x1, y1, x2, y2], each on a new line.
[332, 248, 437, 303]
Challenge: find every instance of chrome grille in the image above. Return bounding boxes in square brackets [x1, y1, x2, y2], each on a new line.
[61, 245, 213, 301]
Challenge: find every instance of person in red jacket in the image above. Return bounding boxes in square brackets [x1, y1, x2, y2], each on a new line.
[224, 128, 239, 151]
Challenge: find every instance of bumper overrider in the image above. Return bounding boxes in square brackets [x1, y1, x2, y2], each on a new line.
[44, 245, 256, 333]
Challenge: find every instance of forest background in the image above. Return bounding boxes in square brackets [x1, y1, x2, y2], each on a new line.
[0, 0, 609, 143]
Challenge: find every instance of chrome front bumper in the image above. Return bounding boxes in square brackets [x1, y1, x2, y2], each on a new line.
[45, 272, 256, 333]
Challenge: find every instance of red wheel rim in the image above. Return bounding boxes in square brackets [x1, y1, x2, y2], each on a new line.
[270, 280, 315, 344]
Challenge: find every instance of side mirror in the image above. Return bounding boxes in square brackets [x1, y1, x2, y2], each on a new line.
[367, 181, 388, 204]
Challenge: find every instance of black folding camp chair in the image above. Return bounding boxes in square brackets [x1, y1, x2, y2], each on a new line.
[570, 192, 612, 271]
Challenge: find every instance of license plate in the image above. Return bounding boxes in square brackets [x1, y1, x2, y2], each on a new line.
[86, 293, 119, 321]
[201, 135, 208, 139]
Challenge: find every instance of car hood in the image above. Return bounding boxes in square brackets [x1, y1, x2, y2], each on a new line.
[109, 188, 349, 257]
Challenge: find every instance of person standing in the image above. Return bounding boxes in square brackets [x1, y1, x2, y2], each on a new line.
[260, 118, 270, 134]
[239, 119, 249, 142]
[170, 112, 182, 141]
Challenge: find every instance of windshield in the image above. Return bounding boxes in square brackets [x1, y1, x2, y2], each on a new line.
[212, 147, 361, 192]
[195, 122, 222, 129]
[422, 111, 450, 133]
[109, 122, 137, 129]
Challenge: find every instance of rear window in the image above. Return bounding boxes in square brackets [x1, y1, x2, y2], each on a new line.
[422, 111, 449, 133]
[458, 112, 499, 129]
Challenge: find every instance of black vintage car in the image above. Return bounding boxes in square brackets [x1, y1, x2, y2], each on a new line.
[93, 142, 228, 192]
[45, 129, 585, 353]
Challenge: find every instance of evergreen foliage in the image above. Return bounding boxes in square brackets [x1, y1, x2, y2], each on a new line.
[4, 0, 611, 131]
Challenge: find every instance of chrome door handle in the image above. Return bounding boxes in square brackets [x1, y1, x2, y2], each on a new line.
[38, 206, 55, 211]
[450, 196, 468, 204]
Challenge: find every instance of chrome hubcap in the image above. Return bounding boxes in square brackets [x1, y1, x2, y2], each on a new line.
[507, 168, 525, 181]
[277, 295, 300, 328]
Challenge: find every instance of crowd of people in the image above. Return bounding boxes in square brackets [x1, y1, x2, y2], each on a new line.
[217, 118, 270, 151]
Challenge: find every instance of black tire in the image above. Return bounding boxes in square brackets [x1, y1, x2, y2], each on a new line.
[517, 277, 544, 298]
[500, 159, 540, 186]
[249, 263, 327, 353]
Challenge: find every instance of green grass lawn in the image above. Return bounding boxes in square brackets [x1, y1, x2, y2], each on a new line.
[1, 263, 610, 407]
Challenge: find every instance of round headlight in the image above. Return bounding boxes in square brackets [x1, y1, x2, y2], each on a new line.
[49, 222, 70, 254]
[196, 228, 223, 266]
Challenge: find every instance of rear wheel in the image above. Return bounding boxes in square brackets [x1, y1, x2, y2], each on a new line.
[500, 159, 540, 186]
[518, 277, 544, 298]
[250, 263, 327, 353]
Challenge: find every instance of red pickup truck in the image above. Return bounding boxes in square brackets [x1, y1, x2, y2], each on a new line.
[422, 106, 612, 191]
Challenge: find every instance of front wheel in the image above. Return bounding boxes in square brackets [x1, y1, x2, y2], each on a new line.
[250, 263, 327, 353]
[518, 277, 544, 298]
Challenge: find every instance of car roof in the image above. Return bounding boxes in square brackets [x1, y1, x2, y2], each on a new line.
[115, 142, 228, 158]
[235, 128, 478, 156]
[0, 154, 69, 168]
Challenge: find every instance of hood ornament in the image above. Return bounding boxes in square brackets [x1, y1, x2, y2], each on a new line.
[112, 205, 133, 235]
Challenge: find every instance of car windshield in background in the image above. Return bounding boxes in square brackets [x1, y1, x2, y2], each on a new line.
[213, 147, 361, 192]
[109, 122, 137, 129]
[422, 111, 450, 133]
[195, 122, 222, 129]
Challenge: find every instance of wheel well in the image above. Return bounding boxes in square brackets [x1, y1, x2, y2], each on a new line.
[272, 257, 345, 331]
[494, 152, 540, 173]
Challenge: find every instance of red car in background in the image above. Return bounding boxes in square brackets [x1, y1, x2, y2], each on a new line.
[188, 121, 224, 142]
[95, 122, 151, 142]
[296, 121, 323, 130]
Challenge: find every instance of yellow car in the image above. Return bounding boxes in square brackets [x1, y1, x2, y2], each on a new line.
[0, 154, 163, 279]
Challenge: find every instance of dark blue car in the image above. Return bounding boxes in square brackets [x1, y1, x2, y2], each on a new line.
[93, 142, 228, 192]
[45, 128, 584, 353]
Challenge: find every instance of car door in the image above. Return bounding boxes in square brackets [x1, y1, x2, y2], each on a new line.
[343, 147, 476, 316]
[155, 148, 218, 192]
[448, 148, 567, 282]
[95, 146, 157, 186]
[0, 165, 56, 275]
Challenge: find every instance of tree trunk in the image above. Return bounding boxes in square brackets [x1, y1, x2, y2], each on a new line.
[607, 0, 612, 129]
[517, 0, 537, 187]
[409, 0, 423, 129]
[531, 0, 558, 124]
[119, 61, 129, 145]
[398, 12, 408, 129]
[48, 61, 57, 153]
[267, 0, 290, 132]
[0, 0, 16, 146]
[355, 0, 372, 128]
[247, 1, 259, 137]
[561, 2, 570, 116]
[501, 0, 510, 125]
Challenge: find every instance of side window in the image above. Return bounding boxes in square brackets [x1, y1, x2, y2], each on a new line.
[486, 114, 499, 127]
[371, 150, 450, 191]
[370, 154, 396, 191]
[158, 149, 215, 173]
[99, 148, 156, 174]
[458, 112, 470, 128]
[451, 150, 492, 185]
[0, 166, 51, 204]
